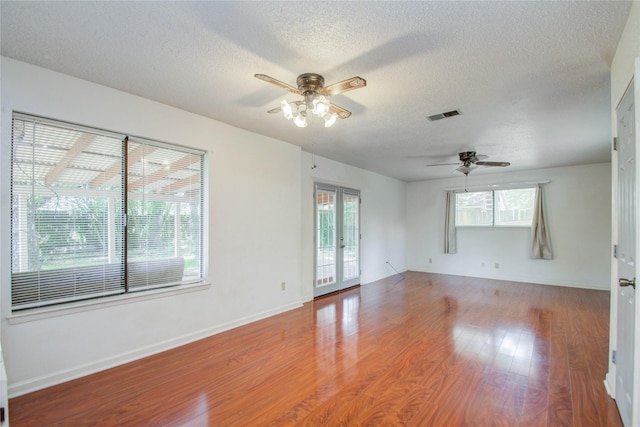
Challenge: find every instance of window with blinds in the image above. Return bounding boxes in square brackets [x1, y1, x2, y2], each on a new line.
[10, 113, 205, 311]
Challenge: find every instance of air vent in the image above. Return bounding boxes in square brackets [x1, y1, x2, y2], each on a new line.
[427, 109, 462, 121]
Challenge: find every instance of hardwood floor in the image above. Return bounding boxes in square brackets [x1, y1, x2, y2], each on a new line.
[10, 272, 622, 426]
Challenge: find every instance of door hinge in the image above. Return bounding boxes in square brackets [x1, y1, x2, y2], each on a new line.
[613, 350, 617, 364]
[613, 137, 618, 151]
[614, 244, 618, 259]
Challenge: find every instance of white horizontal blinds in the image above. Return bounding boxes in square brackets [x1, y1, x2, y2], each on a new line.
[126, 137, 203, 291]
[11, 115, 125, 310]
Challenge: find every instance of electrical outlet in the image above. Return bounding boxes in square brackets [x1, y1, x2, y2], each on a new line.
[429, 258, 432, 263]
[481, 262, 485, 267]
[494, 263, 500, 269]
[281, 282, 286, 291]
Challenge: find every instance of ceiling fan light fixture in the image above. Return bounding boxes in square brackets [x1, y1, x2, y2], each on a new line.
[312, 95, 330, 117]
[456, 164, 477, 176]
[293, 112, 308, 128]
[281, 100, 294, 120]
[324, 112, 338, 128]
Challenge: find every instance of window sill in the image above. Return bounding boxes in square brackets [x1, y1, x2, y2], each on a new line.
[6, 282, 211, 325]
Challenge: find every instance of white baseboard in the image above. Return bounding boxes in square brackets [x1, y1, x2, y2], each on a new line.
[8, 301, 302, 398]
[604, 372, 616, 397]
[409, 269, 609, 291]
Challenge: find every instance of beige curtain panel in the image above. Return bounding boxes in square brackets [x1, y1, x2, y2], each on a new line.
[531, 184, 553, 259]
[444, 190, 457, 254]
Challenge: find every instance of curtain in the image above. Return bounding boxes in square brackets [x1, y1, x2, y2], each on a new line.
[444, 190, 457, 254]
[531, 184, 553, 259]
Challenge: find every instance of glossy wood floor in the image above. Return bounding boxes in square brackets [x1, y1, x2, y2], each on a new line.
[10, 272, 623, 426]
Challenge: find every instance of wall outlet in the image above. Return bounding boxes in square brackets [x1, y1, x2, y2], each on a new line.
[428, 258, 432, 263]
[481, 262, 485, 267]
[281, 282, 286, 291]
[494, 263, 500, 269]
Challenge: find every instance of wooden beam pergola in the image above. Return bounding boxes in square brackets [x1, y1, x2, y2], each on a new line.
[45, 134, 96, 186]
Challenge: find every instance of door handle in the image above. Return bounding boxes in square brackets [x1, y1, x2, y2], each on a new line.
[619, 277, 636, 289]
[340, 244, 345, 249]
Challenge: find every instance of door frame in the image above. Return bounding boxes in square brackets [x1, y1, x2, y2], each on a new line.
[313, 182, 361, 298]
[608, 57, 640, 427]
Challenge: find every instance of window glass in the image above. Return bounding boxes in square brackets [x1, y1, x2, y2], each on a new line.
[454, 187, 535, 227]
[11, 113, 205, 311]
[494, 188, 535, 226]
[455, 191, 493, 226]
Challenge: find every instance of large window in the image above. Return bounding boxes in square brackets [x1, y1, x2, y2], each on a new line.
[10, 113, 205, 311]
[455, 187, 535, 227]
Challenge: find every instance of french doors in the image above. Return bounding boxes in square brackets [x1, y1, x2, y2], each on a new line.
[314, 184, 361, 297]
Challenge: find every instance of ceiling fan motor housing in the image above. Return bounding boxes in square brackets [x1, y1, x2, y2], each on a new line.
[459, 151, 478, 165]
[297, 73, 325, 95]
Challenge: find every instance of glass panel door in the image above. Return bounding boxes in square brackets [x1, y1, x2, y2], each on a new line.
[314, 184, 360, 297]
[315, 187, 337, 290]
[341, 189, 360, 287]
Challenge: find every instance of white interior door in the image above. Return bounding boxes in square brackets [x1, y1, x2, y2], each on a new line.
[314, 184, 360, 297]
[616, 78, 636, 427]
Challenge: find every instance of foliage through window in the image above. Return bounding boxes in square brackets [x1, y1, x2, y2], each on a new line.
[10, 113, 205, 311]
[455, 188, 535, 227]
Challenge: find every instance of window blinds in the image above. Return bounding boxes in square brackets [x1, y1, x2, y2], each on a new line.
[10, 113, 204, 311]
[11, 114, 126, 309]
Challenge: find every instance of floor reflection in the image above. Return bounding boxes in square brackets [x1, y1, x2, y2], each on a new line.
[449, 295, 549, 381]
[313, 289, 361, 386]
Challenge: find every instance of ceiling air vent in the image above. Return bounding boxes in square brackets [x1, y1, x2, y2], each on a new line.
[427, 109, 462, 121]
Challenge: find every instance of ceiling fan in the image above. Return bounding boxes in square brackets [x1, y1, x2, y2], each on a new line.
[427, 151, 511, 175]
[255, 73, 366, 128]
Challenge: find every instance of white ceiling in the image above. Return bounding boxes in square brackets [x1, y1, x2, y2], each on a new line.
[0, 1, 632, 182]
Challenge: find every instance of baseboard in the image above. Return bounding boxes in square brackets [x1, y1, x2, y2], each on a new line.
[410, 269, 609, 291]
[604, 372, 616, 397]
[362, 270, 408, 285]
[8, 301, 302, 398]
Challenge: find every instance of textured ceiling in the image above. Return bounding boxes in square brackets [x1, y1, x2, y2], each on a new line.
[0, 1, 632, 182]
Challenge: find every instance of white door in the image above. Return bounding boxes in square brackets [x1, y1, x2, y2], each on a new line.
[314, 184, 360, 297]
[616, 79, 636, 427]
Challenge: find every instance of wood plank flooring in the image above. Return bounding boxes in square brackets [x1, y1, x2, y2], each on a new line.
[10, 272, 623, 426]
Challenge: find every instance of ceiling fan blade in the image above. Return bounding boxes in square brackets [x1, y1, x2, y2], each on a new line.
[425, 162, 461, 167]
[255, 74, 301, 95]
[330, 103, 352, 119]
[475, 161, 511, 167]
[322, 76, 367, 97]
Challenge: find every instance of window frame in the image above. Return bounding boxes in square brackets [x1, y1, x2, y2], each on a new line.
[10, 112, 208, 313]
[454, 186, 536, 228]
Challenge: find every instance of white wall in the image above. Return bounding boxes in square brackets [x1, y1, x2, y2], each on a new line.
[0, 57, 409, 397]
[300, 152, 407, 302]
[407, 163, 611, 289]
[0, 58, 306, 396]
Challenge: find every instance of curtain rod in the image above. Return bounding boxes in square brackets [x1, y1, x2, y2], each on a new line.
[443, 180, 551, 192]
